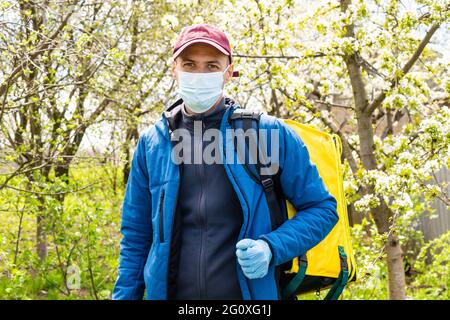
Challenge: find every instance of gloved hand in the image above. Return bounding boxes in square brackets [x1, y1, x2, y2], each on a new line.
[236, 239, 272, 279]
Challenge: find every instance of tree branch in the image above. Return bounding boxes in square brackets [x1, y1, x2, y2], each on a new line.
[233, 53, 327, 60]
[0, 2, 80, 97]
[365, 23, 441, 115]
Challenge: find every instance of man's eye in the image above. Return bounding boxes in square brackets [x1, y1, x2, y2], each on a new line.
[184, 63, 194, 67]
[208, 65, 219, 69]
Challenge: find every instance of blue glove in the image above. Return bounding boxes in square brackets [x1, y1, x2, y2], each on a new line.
[236, 239, 272, 279]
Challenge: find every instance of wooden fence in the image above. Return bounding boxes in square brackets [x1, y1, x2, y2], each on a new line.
[418, 166, 450, 242]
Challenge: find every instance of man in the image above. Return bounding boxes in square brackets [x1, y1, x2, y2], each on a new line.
[112, 24, 338, 300]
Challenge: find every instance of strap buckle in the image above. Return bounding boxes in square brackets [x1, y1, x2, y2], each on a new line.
[242, 112, 256, 119]
[229, 110, 261, 121]
[341, 257, 348, 271]
[299, 254, 308, 265]
[261, 178, 274, 192]
[338, 246, 348, 271]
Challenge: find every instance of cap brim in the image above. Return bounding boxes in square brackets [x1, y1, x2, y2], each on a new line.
[173, 38, 230, 60]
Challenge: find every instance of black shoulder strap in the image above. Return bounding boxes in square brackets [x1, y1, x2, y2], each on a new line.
[230, 109, 285, 230]
[229, 109, 261, 121]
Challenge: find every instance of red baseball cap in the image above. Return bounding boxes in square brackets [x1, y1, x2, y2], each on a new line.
[173, 24, 233, 63]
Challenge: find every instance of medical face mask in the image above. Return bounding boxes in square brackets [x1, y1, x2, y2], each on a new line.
[176, 64, 230, 114]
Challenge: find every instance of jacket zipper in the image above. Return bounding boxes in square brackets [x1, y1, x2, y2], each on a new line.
[166, 163, 182, 298]
[221, 123, 252, 298]
[234, 138, 261, 184]
[198, 120, 206, 298]
[164, 112, 182, 299]
[159, 188, 166, 243]
[226, 160, 252, 298]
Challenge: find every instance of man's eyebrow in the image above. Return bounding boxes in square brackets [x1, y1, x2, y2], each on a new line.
[180, 57, 221, 64]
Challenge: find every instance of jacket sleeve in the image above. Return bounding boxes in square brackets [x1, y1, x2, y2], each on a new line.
[112, 133, 152, 300]
[259, 119, 339, 266]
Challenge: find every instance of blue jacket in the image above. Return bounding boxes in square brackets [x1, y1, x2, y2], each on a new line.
[112, 97, 338, 300]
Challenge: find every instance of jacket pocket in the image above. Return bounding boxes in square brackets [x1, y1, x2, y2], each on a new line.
[159, 188, 165, 243]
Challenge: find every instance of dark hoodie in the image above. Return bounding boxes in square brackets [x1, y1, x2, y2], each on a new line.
[168, 96, 244, 300]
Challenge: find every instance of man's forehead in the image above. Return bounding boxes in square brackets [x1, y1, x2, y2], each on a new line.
[178, 44, 227, 62]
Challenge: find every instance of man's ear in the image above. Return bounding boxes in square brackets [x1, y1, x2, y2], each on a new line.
[225, 63, 234, 84]
[172, 59, 180, 80]
[171, 61, 176, 78]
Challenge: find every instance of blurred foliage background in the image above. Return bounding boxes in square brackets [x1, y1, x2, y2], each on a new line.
[0, 0, 448, 299]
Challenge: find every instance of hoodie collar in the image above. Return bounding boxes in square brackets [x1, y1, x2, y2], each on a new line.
[180, 96, 227, 131]
[161, 96, 239, 138]
[181, 96, 226, 120]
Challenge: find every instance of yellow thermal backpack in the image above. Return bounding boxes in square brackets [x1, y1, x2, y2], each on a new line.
[230, 110, 357, 300]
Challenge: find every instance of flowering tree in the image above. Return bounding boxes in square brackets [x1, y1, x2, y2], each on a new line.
[216, 0, 449, 299]
[0, 0, 448, 299]
[0, 0, 178, 264]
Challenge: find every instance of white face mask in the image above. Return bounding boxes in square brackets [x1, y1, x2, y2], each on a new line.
[176, 64, 230, 114]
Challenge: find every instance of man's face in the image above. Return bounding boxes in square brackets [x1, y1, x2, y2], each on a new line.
[171, 43, 234, 86]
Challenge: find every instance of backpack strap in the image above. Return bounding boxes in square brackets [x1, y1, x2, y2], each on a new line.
[282, 254, 308, 299]
[324, 246, 349, 300]
[230, 109, 309, 300]
[229, 109, 284, 231]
